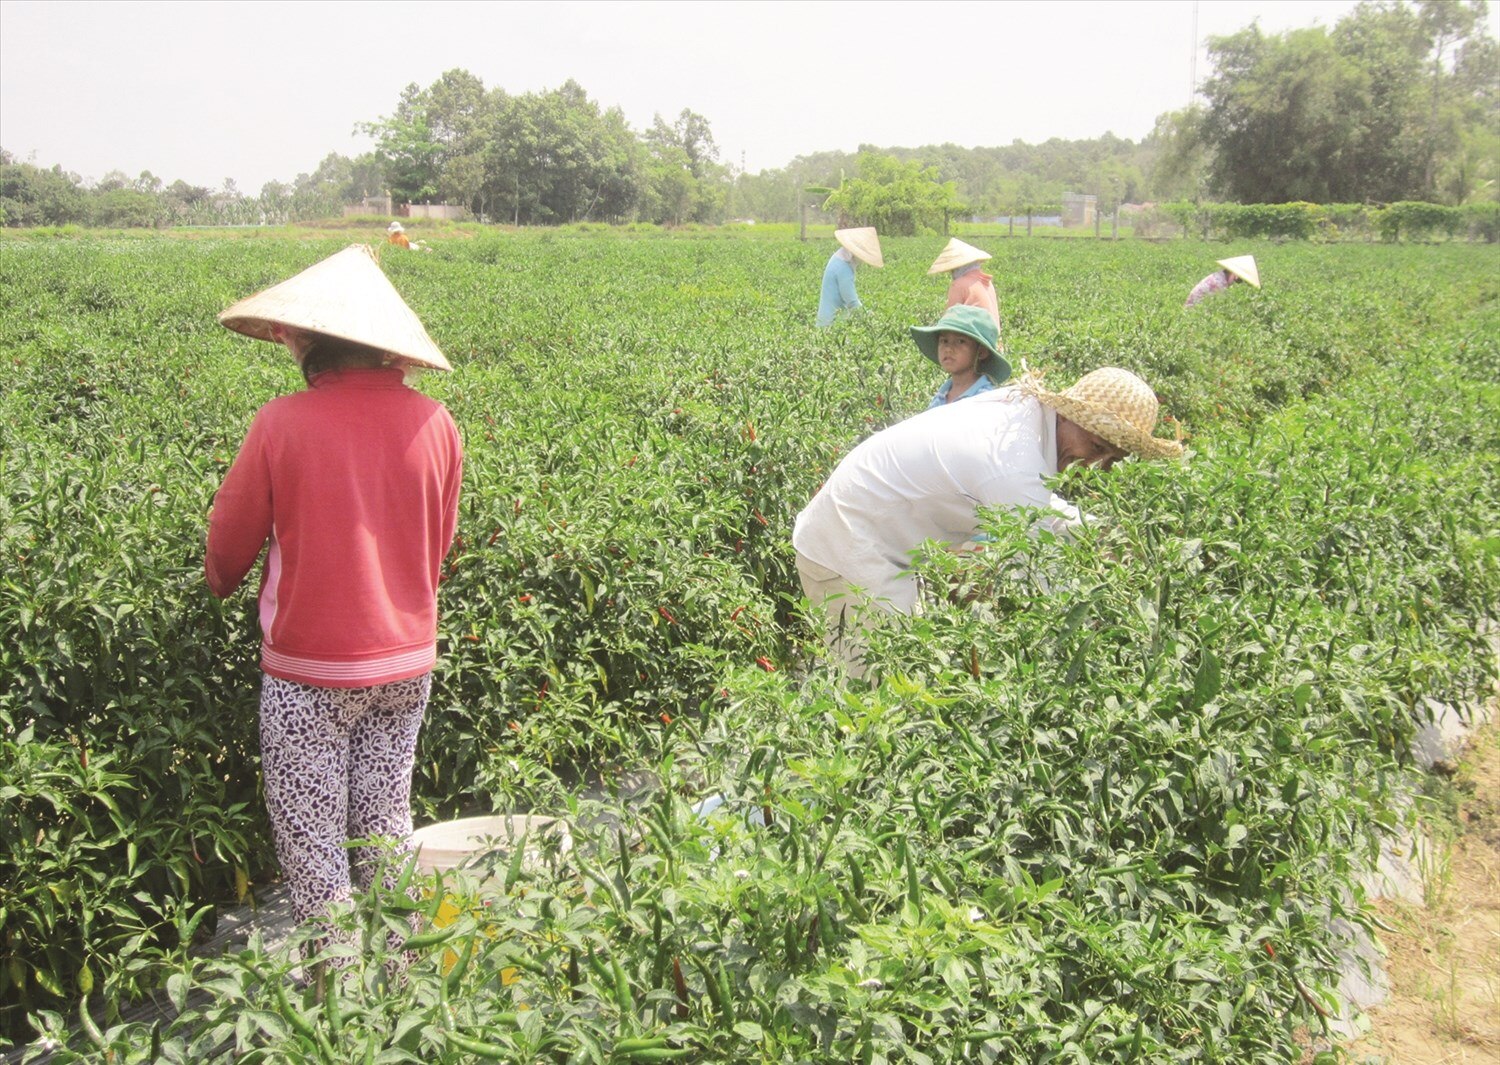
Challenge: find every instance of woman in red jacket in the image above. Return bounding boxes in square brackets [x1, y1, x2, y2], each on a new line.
[207, 246, 462, 946]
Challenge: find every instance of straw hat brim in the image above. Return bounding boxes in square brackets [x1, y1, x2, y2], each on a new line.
[218, 244, 451, 372]
[927, 238, 991, 275]
[1029, 385, 1184, 460]
[1217, 255, 1260, 288]
[835, 227, 884, 268]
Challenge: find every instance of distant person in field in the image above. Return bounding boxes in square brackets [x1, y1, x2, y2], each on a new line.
[1185, 255, 1259, 308]
[206, 246, 462, 957]
[912, 304, 1011, 409]
[929, 238, 1001, 329]
[387, 221, 411, 249]
[793, 367, 1182, 678]
[816, 226, 883, 327]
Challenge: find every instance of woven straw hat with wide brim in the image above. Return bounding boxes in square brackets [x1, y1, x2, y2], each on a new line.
[910, 304, 1011, 383]
[927, 237, 991, 275]
[835, 227, 884, 268]
[1020, 367, 1184, 460]
[1216, 254, 1260, 288]
[218, 244, 451, 372]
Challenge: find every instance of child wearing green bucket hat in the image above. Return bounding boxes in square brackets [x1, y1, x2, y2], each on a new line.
[911, 304, 1012, 409]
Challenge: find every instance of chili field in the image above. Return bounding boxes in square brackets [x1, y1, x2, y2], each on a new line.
[1, 230, 1497, 1061]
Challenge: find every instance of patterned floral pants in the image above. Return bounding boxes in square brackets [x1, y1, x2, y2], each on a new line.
[259, 672, 431, 927]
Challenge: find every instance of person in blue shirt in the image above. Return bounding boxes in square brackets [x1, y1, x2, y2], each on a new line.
[911, 304, 1012, 409]
[816, 227, 883, 326]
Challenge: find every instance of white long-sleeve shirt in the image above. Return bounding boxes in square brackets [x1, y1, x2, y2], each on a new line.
[792, 388, 1077, 610]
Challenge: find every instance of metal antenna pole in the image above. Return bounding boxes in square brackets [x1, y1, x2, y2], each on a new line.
[1189, 0, 1199, 103]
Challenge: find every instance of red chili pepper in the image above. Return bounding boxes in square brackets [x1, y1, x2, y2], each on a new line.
[518, 594, 532, 603]
[626, 454, 639, 467]
[508, 721, 520, 732]
[730, 606, 745, 621]
[658, 606, 677, 624]
[1263, 942, 1276, 959]
[488, 527, 503, 546]
[734, 539, 743, 553]
[659, 712, 673, 725]
[756, 657, 776, 673]
[745, 421, 757, 442]
[753, 509, 768, 527]
[463, 633, 480, 643]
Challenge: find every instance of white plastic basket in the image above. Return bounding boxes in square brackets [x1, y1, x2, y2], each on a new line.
[410, 814, 572, 877]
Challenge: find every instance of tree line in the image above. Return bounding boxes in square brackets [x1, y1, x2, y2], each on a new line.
[2, 0, 1494, 230]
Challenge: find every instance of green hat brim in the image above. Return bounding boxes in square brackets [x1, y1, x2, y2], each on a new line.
[910, 321, 1011, 383]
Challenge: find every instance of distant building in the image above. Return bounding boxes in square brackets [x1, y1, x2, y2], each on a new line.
[405, 203, 467, 221]
[1061, 193, 1097, 228]
[343, 194, 394, 218]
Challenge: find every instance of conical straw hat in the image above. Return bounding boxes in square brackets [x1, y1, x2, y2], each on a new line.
[835, 227, 884, 268]
[1216, 255, 1260, 288]
[218, 244, 451, 372]
[927, 238, 991, 275]
[1019, 367, 1184, 460]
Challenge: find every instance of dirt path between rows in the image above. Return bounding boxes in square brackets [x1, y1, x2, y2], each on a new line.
[1350, 716, 1500, 1063]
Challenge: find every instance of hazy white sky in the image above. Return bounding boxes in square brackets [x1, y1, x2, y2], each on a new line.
[3, 0, 1489, 193]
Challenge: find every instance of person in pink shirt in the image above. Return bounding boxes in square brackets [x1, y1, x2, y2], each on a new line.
[1185, 255, 1260, 308]
[207, 246, 462, 951]
[929, 238, 1001, 329]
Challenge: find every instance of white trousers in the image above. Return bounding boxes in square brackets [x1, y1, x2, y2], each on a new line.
[795, 552, 918, 679]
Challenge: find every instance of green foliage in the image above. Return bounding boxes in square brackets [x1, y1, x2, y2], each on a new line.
[0, 153, 89, 227]
[1131, 200, 1498, 243]
[1200, 3, 1499, 205]
[1463, 200, 1500, 242]
[1376, 200, 1465, 241]
[1, 234, 1497, 1057]
[824, 153, 964, 236]
[1210, 202, 1323, 241]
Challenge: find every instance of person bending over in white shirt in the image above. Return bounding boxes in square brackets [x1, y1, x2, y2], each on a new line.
[792, 367, 1183, 678]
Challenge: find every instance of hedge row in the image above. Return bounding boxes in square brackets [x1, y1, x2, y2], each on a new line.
[1133, 200, 1500, 243]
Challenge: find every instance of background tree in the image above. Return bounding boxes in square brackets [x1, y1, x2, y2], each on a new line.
[1197, 1, 1496, 205]
[642, 109, 728, 224]
[485, 81, 643, 225]
[358, 82, 441, 204]
[1418, 0, 1485, 194]
[1146, 107, 1211, 201]
[1330, 2, 1428, 202]
[0, 151, 87, 226]
[823, 151, 964, 235]
[423, 69, 495, 213]
[1200, 25, 1367, 202]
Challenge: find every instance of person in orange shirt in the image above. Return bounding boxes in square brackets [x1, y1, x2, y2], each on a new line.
[929, 238, 1000, 329]
[387, 221, 411, 249]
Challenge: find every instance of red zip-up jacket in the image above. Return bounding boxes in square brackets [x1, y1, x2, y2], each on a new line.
[206, 367, 463, 687]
